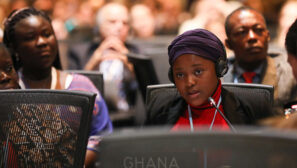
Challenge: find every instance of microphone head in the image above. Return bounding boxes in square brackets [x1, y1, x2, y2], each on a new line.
[208, 97, 216, 106]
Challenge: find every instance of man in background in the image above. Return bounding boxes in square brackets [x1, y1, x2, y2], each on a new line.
[223, 7, 296, 114]
[67, 2, 158, 113]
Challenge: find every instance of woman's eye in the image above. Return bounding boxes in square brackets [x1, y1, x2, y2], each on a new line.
[43, 30, 52, 37]
[194, 70, 202, 75]
[176, 73, 184, 78]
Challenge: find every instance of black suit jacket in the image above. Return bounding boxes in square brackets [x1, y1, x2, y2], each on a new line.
[145, 88, 255, 126]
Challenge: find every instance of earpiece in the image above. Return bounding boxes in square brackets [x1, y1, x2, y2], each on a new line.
[168, 56, 228, 83]
[215, 56, 228, 77]
[168, 36, 228, 81]
[215, 40, 228, 78]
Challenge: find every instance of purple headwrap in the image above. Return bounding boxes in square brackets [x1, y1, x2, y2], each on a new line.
[168, 29, 226, 66]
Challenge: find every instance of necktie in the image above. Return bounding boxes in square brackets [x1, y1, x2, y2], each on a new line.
[242, 72, 256, 83]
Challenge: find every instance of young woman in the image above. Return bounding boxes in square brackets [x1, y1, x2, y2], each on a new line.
[0, 43, 81, 167]
[146, 29, 255, 131]
[3, 7, 112, 166]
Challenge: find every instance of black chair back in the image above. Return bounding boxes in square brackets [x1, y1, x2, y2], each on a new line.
[66, 70, 104, 97]
[128, 53, 159, 101]
[146, 83, 274, 121]
[0, 89, 96, 167]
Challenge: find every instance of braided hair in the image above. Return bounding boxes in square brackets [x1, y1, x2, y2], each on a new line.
[3, 7, 62, 71]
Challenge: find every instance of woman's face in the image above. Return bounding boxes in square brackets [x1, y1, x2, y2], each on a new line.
[173, 54, 218, 107]
[13, 15, 58, 70]
[0, 48, 19, 89]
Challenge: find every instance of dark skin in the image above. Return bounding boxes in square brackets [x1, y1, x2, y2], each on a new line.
[12, 15, 58, 89]
[225, 9, 270, 71]
[0, 46, 19, 90]
[173, 54, 219, 107]
[11, 15, 95, 166]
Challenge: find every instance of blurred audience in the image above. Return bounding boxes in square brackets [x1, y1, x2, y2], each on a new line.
[130, 3, 155, 39]
[33, 0, 55, 16]
[9, 0, 28, 11]
[178, 0, 242, 57]
[223, 7, 296, 115]
[178, 0, 226, 34]
[0, 3, 7, 42]
[286, 18, 297, 81]
[275, 0, 297, 48]
[284, 18, 297, 117]
[154, 0, 188, 35]
[51, 0, 71, 40]
[243, 0, 264, 14]
[2, 7, 112, 167]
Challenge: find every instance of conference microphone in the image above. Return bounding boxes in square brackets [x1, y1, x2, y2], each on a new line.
[208, 97, 237, 132]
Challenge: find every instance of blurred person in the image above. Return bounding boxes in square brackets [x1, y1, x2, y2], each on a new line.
[286, 18, 297, 81]
[68, 2, 141, 112]
[52, 0, 79, 35]
[154, 0, 187, 35]
[33, 0, 55, 16]
[178, 0, 225, 34]
[68, 2, 134, 70]
[0, 3, 8, 42]
[75, 1, 96, 27]
[0, 43, 19, 90]
[178, 0, 241, 35]
[8, 0, 28, 12]
[275, 0, 297, 48]
[178, 0, 241, 58]
[87, 0, 105, 13]
[223, 7, 296, 115]
[130, 3, 155, 39]
[256, 17, 297, 133]
[146, 29, 255, 129]
[2, 7, 112, 167]
[0, 43, 78, 167]
[0, 43, 20, 167]
[284, 18, 297, 114]
[51, 0, 70, 40]
[63, 0, 98, 42]
[243, 0, 264, 14]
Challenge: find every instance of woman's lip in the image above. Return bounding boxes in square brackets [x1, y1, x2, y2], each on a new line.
[188, 91, 200, 98]
[40, 51, 51, 56]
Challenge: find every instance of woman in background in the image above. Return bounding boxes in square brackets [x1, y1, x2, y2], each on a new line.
[3, 7, 112, 167]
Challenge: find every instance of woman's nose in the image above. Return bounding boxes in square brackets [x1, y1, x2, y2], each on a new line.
[186, 75, 196, 87]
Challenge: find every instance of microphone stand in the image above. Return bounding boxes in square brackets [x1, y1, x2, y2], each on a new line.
[208, 97, 237, 132]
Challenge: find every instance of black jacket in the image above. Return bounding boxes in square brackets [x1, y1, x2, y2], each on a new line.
[145, 88, 255, 126]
